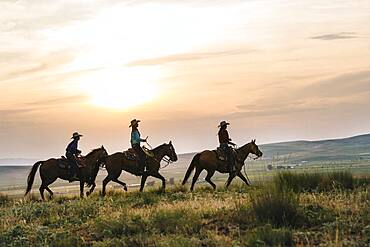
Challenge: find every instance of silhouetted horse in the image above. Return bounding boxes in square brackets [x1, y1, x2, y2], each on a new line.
[102, 142, 178, 195]
[182, 140, 263, 191]
[25, 146, 108, 200]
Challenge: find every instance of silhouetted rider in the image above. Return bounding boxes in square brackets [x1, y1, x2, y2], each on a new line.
[66, 132, 82, 182]
[130, 119, 148, 175]
[218, 121, 236, 174]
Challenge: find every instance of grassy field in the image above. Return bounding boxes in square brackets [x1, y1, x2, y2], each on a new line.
[0, 172, 369, 247]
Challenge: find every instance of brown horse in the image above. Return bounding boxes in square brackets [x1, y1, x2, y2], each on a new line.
[182, 140, 263, 191]
[25, 146, 108, 200]
[102, 141, 178, 195]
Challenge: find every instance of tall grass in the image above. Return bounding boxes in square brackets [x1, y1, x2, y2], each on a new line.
[245, 225, 294, 247]
[250, 187, 301, 227]
[0, 192, 9, 206]
[274, 171, 354, 192]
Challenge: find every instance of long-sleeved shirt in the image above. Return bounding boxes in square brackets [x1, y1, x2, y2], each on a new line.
[218, 129, 231, 145]
[66, 139, 80, 155]
[131, 129, 146, 145]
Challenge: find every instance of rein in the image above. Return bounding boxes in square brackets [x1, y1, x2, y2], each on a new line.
[235, 144, 261, 185]
[145, 142, 174, 170]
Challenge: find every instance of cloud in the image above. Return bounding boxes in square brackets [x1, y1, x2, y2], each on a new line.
[311, 32, 357, 40]
[0, 50, 76, 83]
[127, 48, 255, 66]
[303, 70, 370, 97]
[28, 94, 88, 107]
[230, 70, 370, 119]
[0, 109, 33, 116]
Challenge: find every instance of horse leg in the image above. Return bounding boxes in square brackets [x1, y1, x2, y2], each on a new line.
[112, 178, 128, 192]
[237, 171, 251, 186]
[102, 176, 112, 197]
[190, 167, 202, 192]
[226, 173, 237, 188]
[39, 184, 46, 201]
[45, 187, 54, 199]
[139, 172, 149, 192]
[86, 183, 96, 197]
[151, 172, 166, 191]
[80, 181, 84, 198]
[39, 178, 56, 201]
[205, 170, 216, 190]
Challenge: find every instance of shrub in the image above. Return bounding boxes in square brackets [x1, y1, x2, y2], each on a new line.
[0, 193, 9, 206]
[250, 187, 301, 227]
[94, 213, 148, 240]
[132, 192, 159, 207]
[151, 208, 202, 234]
[231, 201, 256, 229]
[244, 225, 294, 247]
[274, 171, 354, 193]
[301, 203, 336, 227]
[274, 172, 321, 193]
[48, 231, 82, 247]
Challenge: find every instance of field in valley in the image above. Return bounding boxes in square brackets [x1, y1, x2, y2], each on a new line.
[1, 134, 370, 246]
[0, 171, 369, 247]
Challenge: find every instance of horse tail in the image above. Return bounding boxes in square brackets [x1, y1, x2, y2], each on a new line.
[25, 161, 43, 196]
[182, 153, 201, 185]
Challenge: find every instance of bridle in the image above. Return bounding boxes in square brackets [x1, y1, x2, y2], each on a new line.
[145, 142, 175, 169]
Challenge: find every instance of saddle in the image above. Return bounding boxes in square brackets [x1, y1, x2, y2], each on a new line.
[123, 146, 154, 161]
[215, 148, 227, 161]
[214, 147, 237, 162]
[124, 149, 137, 161]
[57, 156, 86, 169]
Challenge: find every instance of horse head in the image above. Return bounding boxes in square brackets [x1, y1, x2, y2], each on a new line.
[163, 141, 178, 162]
[249, 139, 263, 158]
[86, 145, 109, 166]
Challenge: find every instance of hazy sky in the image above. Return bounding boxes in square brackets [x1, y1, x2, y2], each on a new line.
[1, 0, 370, 158]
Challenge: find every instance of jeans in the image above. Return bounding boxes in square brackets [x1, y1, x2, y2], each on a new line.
[132, 144, 146, 171]
[220, 144, 235, 172]
[66, 152, 79, 176]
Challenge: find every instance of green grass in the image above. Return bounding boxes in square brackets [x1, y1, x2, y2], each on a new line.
[0, 174, 369, 246]
[274, 171, 359, 192]
[250, 187, 301, 227]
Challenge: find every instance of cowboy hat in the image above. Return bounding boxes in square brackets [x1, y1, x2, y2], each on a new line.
[71, 132, 83, 139]
[129, 119, 141, 127]
[218, 121, 230, 128]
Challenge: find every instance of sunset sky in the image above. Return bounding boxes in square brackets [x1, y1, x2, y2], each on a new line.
[1, 0, 370, 159]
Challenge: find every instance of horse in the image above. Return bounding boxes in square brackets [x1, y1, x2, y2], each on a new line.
[25, 146, 108, 200]
[101, 141, 178, 195]
[182, 139, 263, 191]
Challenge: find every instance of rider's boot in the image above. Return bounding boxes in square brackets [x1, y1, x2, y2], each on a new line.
[69, 168, 79, 182]
[137, 161, 145, 175]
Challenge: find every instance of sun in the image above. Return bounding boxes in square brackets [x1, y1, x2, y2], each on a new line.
[79, 67, 160, 110]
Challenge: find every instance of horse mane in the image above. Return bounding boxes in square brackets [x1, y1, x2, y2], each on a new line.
[84, 147, 104, 187]
[85, 147, 102, 158]
[152, 143, 167, 152]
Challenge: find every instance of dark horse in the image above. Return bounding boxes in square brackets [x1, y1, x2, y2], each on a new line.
[182, 140, 263, 191]
[102, 141, 178, 195]
[25, 146, 108, 200]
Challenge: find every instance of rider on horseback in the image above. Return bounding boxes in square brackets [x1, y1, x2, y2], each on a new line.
[130, 119, 148, 175]
[66, 132, 83, 181]
[218, 121, 236, 174]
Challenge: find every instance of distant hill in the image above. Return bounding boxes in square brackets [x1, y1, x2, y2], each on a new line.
[0, 158, 36, 165]
[261, 134, 370, 162]
[1, 134, 370, 166]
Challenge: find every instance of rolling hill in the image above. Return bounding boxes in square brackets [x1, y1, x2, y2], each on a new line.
[261, 134, 370, 162]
